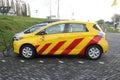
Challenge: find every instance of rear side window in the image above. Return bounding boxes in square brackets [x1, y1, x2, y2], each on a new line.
[93, 24, 103, 31]
[70, 24, 88, 32]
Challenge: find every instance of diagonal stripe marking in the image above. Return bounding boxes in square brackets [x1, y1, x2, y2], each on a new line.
[38, 43, 51, 55]
[79, 36, 102, 55]
[61, 38, 84, 55]
[48, 41, 66, 55]
[35, 45, 40, 49]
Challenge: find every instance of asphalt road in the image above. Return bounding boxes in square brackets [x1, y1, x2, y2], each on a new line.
[0, 33, 120, 80]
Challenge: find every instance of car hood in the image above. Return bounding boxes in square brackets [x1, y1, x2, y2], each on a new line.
[14, 31, 24, 38]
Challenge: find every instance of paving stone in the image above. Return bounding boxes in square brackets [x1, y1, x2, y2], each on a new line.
[0, 33, 120, 80]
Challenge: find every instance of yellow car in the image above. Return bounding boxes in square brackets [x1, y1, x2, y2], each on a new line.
[13, 20, 108, 60]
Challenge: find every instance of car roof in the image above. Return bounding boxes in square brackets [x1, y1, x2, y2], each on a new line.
[39, 19, 61, 24]
[39, 20, 96, 26]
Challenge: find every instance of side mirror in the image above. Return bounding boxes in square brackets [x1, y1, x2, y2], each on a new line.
[36, 30, 46, 35]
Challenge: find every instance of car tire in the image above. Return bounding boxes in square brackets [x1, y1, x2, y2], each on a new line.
[86, 45, 102, 60]
[20, 45, 36, 59]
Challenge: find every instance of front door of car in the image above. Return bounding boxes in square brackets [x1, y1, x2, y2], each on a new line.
[36, 23, 67, 55]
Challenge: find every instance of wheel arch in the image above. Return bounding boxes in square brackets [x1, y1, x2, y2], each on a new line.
[19, 43, 37, 54]
[86, 44, 103, 53]
[80, 44, 103, 56]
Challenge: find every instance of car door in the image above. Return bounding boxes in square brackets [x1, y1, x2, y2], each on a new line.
[60, 23, 90, 55]
[35, 23, 67, 55]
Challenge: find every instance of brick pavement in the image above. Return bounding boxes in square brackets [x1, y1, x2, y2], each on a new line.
[0, 33, 120, 80]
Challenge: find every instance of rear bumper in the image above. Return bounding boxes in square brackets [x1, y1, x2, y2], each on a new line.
[98, 39, 108, 54]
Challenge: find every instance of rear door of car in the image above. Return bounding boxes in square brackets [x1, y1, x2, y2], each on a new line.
[60, 23, 90, 55]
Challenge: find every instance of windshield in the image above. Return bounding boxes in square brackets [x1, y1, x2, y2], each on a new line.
[24, 23, 47, 34]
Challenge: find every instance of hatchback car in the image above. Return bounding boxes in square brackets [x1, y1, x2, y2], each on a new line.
[13, 20, 108, 60]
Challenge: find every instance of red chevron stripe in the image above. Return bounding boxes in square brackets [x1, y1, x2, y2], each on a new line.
[79, 36, 102, 55]
[38, 43, 51, 55]
[48, 41, 66, 55]
[35, 45, 40, 49]
[61, 38, 83, 55]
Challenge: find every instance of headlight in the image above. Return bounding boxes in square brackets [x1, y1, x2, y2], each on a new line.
[13, 37, 23, 41]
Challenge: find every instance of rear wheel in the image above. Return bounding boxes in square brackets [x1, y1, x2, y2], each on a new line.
[86, 45, 102, 60]
[20, 45, 36, 59]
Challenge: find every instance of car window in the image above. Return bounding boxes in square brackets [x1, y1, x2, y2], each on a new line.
[43, 23, 88, 34]
[24, 23, 47, 34]
[46, 24, 65, 34]
[70, 24, 87, 32]
[93, 24, 103, 31]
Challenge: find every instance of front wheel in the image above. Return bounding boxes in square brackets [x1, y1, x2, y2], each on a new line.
[86, 45, 102, 60]
[20, 45, 36, 59]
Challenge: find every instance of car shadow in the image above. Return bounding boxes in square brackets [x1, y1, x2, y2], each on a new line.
[36, 55, 86, 60]
[12, 54, 86, 60]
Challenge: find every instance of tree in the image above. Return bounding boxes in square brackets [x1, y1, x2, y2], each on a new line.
[0, 0, 30, 16]
[111, 14, 120, 29]
[6, 0, 10, 7]
[0, 0, 5, 15]
[111, 14, 120, 23]
[15, 0, 21, 16]
[27, 3, 31, 17]
[97, 19, 105, 25]
[21, 2, 27, 16]
[1, 0, 5, 6]
[11, 0, 15, 9]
